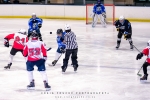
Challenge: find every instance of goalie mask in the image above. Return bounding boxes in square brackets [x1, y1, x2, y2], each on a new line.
[97, 0, 101, 5]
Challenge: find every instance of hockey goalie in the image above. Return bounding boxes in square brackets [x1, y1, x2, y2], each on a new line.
[92, 0, 106, 27]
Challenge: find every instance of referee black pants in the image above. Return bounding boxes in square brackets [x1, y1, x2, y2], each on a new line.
[62, 48, 78, 69]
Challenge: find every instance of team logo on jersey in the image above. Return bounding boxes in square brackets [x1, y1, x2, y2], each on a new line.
[120, 26, 125, 29]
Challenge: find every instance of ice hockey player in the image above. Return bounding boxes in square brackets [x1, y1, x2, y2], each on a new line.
[23, 31, 51, 90]
[4, 29, 28, 69]
[92, 0, 106, 27]
[136, 40, 150, 81]
[52, 29, 66, 66]
[28, 13, 43, 41]
[114, 15, 133, 50]
[61, 24, 78, 73]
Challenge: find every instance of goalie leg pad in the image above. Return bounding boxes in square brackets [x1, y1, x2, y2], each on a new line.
[92, 14, 98, 27]
[100, 14, 107, 27]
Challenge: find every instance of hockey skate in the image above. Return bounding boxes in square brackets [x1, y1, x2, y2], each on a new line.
[61, 66, 67, 73]
[27, 80, 35, 90]
[52, 60, 57, 66]
[73, 65, 78, 72]
[44, 81, 51, 91]
[116, 44, 120, 50]
[140, 74, 148, 82]
[4, 63, 12, 69]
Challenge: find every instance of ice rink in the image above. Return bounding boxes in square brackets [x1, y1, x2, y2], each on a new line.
[0, 18, 150, 100]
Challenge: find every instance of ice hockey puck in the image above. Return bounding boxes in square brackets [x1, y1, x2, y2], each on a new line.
[50, 32, 52, 34]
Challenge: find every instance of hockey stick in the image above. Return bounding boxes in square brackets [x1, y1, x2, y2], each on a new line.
[47, 47, 52, 51]
[127, 39, 141, 53]
[126, 39, 143, 76]
[53, 53, 62, 66]
[137, 66, 143, 77]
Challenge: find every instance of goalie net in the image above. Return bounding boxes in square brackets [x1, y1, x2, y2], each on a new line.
[86, 4, 115, 24]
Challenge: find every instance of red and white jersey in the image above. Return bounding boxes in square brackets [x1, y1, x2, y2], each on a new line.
[23, 40, 47, 61]
[142, 46, 150, 63]
[4, 33, 28, 50]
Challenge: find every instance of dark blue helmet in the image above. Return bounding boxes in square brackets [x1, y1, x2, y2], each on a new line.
[97, 0, 101, 4]
[31, 30, 38, 38]
[56, 29, 63, 34]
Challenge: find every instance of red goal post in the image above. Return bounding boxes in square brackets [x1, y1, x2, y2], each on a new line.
[86, 4, 115, 24]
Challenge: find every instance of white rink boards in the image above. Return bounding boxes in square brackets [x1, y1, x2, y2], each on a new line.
[0, 19, 150, 100]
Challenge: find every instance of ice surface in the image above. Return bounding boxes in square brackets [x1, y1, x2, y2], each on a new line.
[0, 19, 150, 100]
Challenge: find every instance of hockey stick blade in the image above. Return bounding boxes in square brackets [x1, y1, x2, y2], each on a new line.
[137, 73, 142, 77]
[47, 47, 52, 51]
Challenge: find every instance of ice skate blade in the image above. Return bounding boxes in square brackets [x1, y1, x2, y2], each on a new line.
[74, 71, 77, 73]
[130, 49, 133, 51]
[27, 87, 35, 90]
[140, 80, 147, 83]
[45, 88, 51, 91]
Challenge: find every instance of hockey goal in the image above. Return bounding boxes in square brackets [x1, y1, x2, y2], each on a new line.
[86, 4, 115, 24]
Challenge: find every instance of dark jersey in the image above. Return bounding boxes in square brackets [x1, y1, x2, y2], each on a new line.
[114, 19, 132, 33]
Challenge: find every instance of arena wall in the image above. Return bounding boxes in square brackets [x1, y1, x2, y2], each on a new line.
[0, 5, 149, 22]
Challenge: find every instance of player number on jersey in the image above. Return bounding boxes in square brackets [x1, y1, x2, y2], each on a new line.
[96, 7, 101, 11]
[15, 36, 25, 43]
[29, 48, 41, 56]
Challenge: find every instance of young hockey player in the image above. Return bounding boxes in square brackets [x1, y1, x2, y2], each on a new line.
[114, 15, 133, 50]
[136, 40, 150, 81]
[51, 29, 66, 66]
[92, 0, 106, 27]
[61, 24, 78, 73]
[4, 29, 28, 69]
[28, 13, 43, 41]
[23, 31, 51, 90]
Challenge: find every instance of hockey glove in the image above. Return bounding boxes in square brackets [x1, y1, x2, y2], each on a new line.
[124, 32, 128, 40]
[60, 37, 64, 42]
[116, 26, 120, 31]
[117, 28, 119, 31]
[136, 53, 143, 60]
[38, 23, 42, 28]
[60, 47, 65, 53]
[43, 57, 47, 62]
[4, 39, 9, 47]
[102, 12, 106, 18]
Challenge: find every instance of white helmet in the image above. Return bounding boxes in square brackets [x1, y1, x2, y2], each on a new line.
[19, 29, 26, 35]
[147, 40, 150, 46]
[64, 24, 71, 31]
[32, 13, 36, 16]
[119, 15, 125, 20]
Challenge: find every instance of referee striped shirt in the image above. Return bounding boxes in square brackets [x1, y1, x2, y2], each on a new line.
[64, 31, 78, 49]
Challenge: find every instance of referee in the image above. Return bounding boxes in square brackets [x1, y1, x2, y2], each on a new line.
[61, 24, 78, 73]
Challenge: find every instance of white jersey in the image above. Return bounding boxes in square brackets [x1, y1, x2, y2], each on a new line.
[23, 40, 47, 61]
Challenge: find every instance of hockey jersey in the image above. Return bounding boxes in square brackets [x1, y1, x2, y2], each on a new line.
[28, 17, 43, 31]
[23, 40, 47, 61]
[114, 19, 132, 33]
[4, 33, 28, 50]
[142, 46, 150, 63]
[93, 4, 106, 14]
[57, 32, 66, 49]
